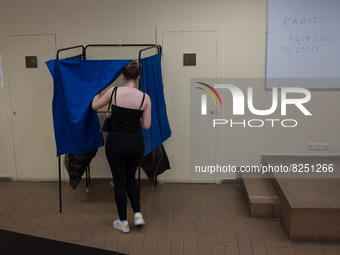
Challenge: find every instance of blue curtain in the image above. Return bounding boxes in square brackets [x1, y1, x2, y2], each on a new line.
[46, 58, 131, 156]
[46, 53, 171, 157]
[140, 53, 171, 155]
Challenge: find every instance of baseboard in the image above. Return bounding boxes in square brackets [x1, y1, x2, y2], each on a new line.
[220, 178, 240, 184]
[0, 177, 12, 182]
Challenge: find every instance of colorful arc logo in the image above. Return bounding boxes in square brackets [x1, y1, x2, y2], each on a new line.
[196, 82, 222, 115]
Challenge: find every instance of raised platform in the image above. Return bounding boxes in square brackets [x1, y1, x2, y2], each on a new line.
[242, 155, 340, 241]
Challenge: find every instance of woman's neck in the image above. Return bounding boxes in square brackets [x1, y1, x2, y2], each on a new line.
[124, 80, 137, 88]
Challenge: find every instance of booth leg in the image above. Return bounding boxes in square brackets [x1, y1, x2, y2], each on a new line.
[85, 166, 90, 192]
[58, 156, 62, 213]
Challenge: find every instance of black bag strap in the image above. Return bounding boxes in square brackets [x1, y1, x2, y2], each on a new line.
[106, 87, 117, 116]
[114, 86, 118, 106]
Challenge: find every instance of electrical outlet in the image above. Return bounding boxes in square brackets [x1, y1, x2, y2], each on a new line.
[308, 143, 315, 150]
[323, 143, 330, 150]
[315, 143, 323, 150]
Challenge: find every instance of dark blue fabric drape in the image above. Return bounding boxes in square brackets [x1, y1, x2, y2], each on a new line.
[140, 53, 171, 155]
[46, 58, 131, 156]
[46, 53, 171, 157]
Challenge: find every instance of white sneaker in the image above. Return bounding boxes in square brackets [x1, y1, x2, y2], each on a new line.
[134, 212, 145, 226]
[113, 220, 130, 233]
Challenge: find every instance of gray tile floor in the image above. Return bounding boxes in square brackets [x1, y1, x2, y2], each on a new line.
[0, 180, 339, 255]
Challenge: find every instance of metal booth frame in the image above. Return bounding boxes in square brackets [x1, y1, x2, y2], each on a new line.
[56, 44, 162, 213]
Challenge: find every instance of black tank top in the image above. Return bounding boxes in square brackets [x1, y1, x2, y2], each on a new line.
[109, 87, 145, 133]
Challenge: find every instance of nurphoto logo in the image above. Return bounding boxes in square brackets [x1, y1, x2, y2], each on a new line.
[196, 81, 312, 128]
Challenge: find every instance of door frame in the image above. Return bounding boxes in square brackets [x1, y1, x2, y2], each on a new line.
[1, 30, 61, 180]
[157, 25, 224, 76]
[156, 25, 225, 183]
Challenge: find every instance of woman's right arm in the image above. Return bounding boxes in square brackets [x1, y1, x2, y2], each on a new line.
[140, 94, 151, 130]
[92, 87, 114, 110]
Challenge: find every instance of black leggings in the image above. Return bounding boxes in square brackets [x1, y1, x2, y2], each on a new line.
[105, 131, 144, 221]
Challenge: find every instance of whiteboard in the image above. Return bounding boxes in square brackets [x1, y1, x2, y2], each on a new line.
[266, 0, 340, 89]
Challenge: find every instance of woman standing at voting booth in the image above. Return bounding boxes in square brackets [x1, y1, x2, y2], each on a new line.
[92, 61, 151, 233]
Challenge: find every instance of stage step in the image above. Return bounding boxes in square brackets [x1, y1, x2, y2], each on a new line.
[241, 176, 281, 218]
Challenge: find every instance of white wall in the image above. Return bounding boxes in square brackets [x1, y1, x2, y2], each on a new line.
[0, 0, 339, 180]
